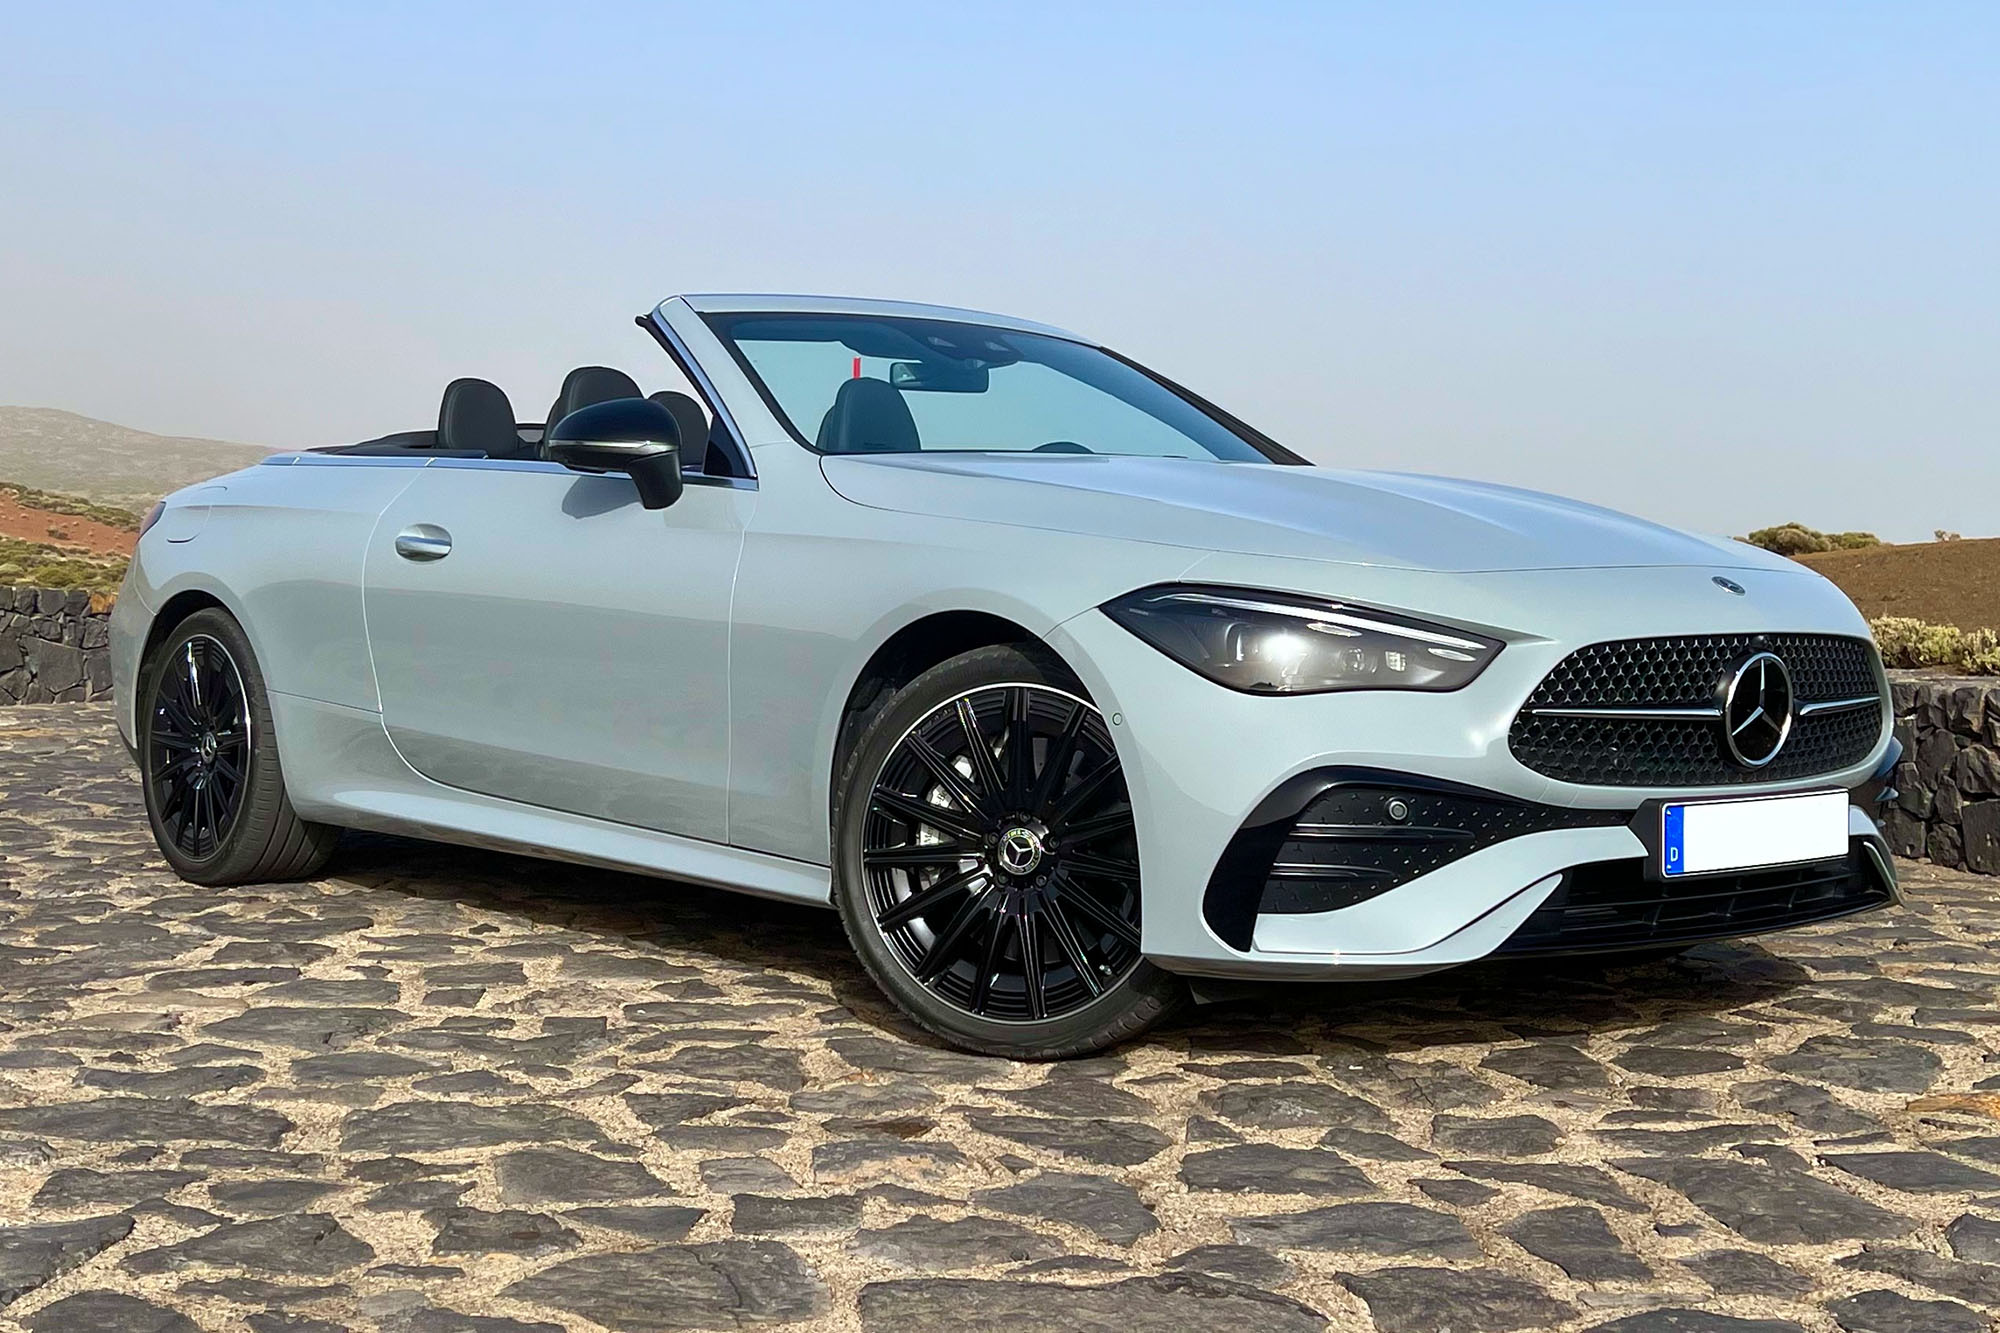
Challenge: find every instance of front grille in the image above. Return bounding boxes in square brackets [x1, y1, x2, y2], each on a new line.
[1201, 773, 1629, 950]
[1494, 844, 1891, 955]
[1509, 633, 1884, 787]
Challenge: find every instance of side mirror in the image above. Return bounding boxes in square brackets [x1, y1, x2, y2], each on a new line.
[546, 397, 683, 509]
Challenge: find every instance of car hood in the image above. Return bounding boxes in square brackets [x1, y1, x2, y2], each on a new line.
[820, 454, 1796, 575]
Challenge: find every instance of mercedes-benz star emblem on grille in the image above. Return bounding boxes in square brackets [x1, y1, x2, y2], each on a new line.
[1719, 651, 1795, 768]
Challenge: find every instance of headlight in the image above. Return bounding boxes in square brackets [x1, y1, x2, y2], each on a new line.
[1103, 585, 1503, 694]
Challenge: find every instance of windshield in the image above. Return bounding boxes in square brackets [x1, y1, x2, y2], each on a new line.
[703, 312, 1287, 463]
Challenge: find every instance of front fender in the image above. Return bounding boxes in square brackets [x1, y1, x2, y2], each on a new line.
[726, 478, 1201, 863]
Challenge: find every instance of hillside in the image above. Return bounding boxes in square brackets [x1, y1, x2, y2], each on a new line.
[0, 483, 135, 595]
[1798, 537, 2000, 631]
[0, 406, 272, 512]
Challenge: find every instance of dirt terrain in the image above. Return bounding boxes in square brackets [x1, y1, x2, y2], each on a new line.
[1800, 539, 2000, 630]
[0, 491, 135, 561]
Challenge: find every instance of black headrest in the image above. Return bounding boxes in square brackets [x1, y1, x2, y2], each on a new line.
[648, 391, 710, 468]
[438, 378, 527, 458]
[815, 377, 920, 454]
[547, 366, 642, 430]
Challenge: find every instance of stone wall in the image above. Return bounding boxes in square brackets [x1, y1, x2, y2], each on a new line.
[1885, 672, 2000, 874]
[0, 586, 112, 705]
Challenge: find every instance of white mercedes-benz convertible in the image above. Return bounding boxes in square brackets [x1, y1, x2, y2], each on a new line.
[111, 294, 1899, 1056]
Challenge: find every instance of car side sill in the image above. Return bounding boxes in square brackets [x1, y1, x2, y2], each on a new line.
[270, 691, 832, 907]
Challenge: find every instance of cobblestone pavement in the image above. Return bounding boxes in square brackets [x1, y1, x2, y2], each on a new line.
[3, 706, 1999, 1333]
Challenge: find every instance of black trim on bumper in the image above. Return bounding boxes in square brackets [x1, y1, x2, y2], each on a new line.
[1201, 769, 1632, 951]
[1492, 836, 1894, 956]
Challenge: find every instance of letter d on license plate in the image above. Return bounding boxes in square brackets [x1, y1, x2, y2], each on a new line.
[1661, 790, 1849, 877]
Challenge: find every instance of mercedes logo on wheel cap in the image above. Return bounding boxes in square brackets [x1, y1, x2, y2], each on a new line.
[995, 825, 1047, 877]
[1719, 651, 1795, 768]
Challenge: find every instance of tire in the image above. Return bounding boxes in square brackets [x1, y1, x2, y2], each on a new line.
[137, 607, 338, 886]
[832, 643, 1185, 1058]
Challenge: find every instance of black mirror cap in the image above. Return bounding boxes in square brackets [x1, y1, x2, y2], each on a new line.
[547, 396, 681, 453]
[546, 397, 684, 509]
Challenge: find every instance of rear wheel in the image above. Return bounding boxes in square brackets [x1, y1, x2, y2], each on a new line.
[138, 608, 337, 885]
[833, 644, 1184, 1058]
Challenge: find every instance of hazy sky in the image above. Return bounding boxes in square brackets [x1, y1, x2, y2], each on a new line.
[1, 3, 1992, 540]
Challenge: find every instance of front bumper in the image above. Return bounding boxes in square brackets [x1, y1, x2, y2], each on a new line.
[1152, 799, 1892, 981]
[1244, 802, 1893, 974]
[1047, 566, 1897, 979]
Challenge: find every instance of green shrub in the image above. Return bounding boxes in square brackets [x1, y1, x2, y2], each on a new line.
[1742, 523, 1882, 556]
[0, 536, 128, 596]
[1872, 616, 2000, 675]
[1744, 523, 1830, 555]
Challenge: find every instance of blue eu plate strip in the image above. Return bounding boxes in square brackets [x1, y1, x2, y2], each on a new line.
[1662, 803, 1686, 877]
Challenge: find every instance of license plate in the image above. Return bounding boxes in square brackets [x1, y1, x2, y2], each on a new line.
[1661, 790, 1848, 877]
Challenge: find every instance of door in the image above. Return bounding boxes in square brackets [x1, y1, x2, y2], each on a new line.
[362, 460, 752, 842]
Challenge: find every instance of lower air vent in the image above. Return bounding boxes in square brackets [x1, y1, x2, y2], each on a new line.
[1494, 843, 1891, 955]
[1202, 771, 1630, 950]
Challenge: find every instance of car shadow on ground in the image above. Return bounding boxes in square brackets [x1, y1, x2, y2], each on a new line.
[320, 829, 1817, 1062]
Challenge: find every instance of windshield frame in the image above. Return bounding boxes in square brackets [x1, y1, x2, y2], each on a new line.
[698, 310, 1308, 466]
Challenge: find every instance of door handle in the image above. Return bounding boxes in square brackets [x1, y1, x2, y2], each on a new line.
[394, 524, 452, 561]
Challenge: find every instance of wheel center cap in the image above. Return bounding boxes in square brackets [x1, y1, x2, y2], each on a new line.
[995, 825, 1046, 877]
[197, 732, 218, 762]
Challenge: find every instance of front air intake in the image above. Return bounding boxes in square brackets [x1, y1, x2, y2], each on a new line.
[1202, 771, 1630, 950]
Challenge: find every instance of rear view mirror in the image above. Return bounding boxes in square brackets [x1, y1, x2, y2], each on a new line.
[546, 398, 683, 509]
[890, 360, 988, 393]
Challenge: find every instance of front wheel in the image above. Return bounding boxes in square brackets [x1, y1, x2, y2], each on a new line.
[832, 644, 1184, 1058]
[138, 608, 338, 886]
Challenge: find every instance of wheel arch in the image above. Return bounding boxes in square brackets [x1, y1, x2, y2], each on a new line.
[831, 609, 1055, 786]
[135, 579, 276, 682]
[140, 588, 232, 664]
[126, 579, 269, 738]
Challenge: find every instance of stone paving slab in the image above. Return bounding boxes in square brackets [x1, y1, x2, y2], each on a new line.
[2, 704, 1999, 1332]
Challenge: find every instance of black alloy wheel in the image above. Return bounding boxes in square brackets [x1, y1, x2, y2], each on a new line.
[137, 608, 339, 886]
[146, 633, 252, 859]
[861, 681, 1144, 1023]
